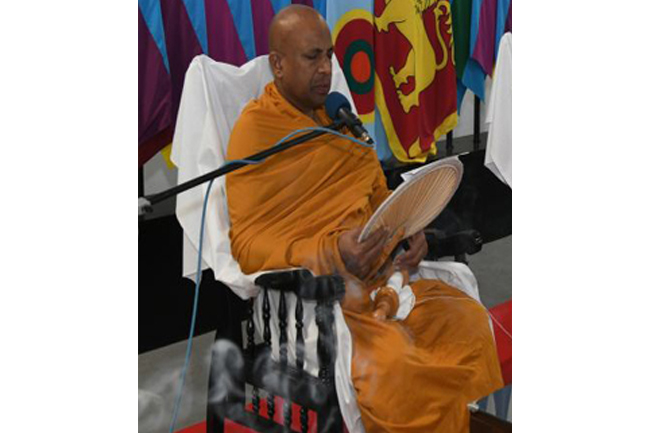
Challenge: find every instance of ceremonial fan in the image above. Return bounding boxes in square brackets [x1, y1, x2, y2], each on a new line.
[358, 157, 464, 243]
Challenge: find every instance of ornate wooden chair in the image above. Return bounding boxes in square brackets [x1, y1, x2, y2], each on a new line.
[171, 54, 511, 433]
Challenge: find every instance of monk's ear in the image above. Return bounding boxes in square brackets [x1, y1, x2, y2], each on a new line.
[269, 51, 284, 78]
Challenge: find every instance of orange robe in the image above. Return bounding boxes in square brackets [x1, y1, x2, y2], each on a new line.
[226, 82, 503, 432]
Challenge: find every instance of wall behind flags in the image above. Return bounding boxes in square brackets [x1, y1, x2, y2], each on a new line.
[139, 0, 509, 218]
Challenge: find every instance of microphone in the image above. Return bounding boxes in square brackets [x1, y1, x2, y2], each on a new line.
[325, 92, 374, 145]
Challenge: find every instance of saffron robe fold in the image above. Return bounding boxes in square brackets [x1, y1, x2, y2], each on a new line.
[226, 82, 503, 432]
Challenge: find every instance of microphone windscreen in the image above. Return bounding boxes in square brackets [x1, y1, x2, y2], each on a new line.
[325, 92, 351, 120]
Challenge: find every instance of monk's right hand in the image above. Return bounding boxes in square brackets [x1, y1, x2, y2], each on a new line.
[338, 227, 390, 280]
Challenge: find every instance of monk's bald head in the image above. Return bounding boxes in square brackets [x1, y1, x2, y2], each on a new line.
[269, 5, 328, 54]
[268, 5, 333, 116]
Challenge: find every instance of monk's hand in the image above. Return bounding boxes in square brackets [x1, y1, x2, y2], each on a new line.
[338, 227, 390, 280]
[394, 230, 428, 273]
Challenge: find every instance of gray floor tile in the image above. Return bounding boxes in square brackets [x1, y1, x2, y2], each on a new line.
[139, 331, 215, 433]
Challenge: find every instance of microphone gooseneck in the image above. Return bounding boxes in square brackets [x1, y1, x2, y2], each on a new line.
[325, 92, 374, 145]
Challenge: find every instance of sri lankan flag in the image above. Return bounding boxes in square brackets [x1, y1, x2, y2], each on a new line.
[329, 0, 458, 163]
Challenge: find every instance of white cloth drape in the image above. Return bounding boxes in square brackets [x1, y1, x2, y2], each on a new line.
[485, 32, 512, 188]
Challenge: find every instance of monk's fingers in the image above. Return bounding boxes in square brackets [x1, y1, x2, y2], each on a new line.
[409, 238, 427, 262]
[394, 251, 416, 269]
[394, 248, 414, 263]
[395, 244, 426, 270]
[342, 228, 390, 279]
[360, 227, 389, 252]
[344, 249, 372, 279]
[405, 232, 428, 260]
[348, 261, 369, 280]
[395, 260, 416, 273]
[408, 231, 427, 250]
[361, 235, 389, 267]
[358, 230, 393, 276]
[415, 240, 428, 261]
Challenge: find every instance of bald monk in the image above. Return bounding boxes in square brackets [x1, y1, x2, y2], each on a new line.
[226, 5, 503, 432]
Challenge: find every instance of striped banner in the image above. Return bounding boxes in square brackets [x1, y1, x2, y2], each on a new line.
[454, 0, 512, 109]
[138, 0, 327, 166]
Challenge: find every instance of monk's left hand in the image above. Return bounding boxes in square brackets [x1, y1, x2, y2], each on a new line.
[394, 230, 428, 273]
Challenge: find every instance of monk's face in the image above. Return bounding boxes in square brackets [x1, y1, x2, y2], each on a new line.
[272, 19, 334, 113]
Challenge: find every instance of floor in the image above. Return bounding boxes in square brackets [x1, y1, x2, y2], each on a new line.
[138, 235, 512, 433]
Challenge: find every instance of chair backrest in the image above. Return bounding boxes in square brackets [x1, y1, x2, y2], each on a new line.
[171, 54, 356, 299]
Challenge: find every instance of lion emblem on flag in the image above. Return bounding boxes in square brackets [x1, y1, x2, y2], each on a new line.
[331, 1, 457, 162]
[375, 0, 453, 113]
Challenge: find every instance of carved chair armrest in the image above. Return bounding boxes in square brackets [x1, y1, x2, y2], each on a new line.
[425, 228, 483, 260]
[254, 269, 345, 303]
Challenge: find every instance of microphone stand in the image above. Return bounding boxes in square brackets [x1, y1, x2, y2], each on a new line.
[138, 120, 346, 215]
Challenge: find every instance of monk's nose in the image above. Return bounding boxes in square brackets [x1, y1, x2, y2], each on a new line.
[318, 57, 332, 76]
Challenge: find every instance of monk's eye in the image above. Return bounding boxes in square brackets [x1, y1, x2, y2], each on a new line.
[304, 54, 318, 61]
